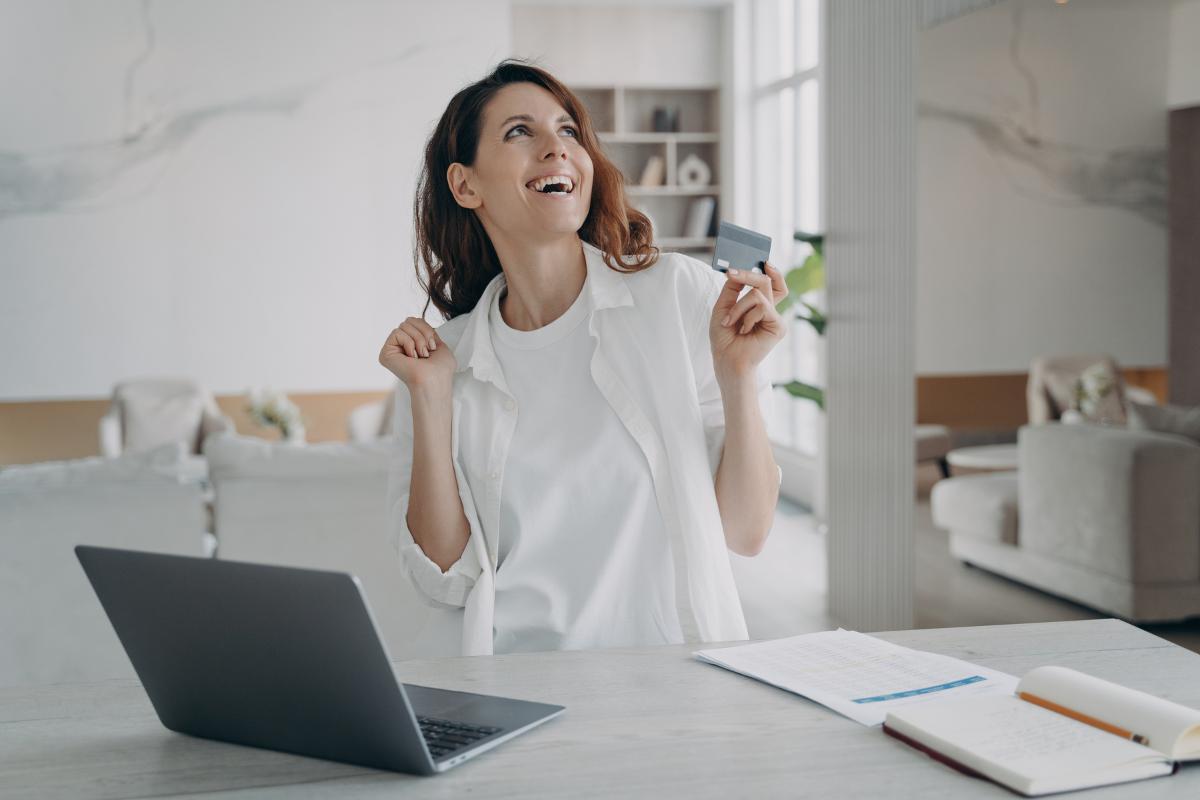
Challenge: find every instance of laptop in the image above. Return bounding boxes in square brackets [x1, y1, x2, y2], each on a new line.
[74, 545, 564, 775]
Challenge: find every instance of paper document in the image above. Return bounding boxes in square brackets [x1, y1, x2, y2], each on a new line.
[694, 629, 1018, 726]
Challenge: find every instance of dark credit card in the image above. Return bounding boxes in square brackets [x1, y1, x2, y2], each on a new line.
[711, 221, 771, 274]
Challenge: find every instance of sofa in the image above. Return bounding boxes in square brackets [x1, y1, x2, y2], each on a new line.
[0, 444, 211, 687]
[204, 433, 460, 661]
[932, 422, 1200, 622]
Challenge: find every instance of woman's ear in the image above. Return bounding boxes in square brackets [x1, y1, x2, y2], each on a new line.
[446, 163, 482, 209]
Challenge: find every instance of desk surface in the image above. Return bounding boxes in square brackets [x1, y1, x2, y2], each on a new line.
[3, 619, 1198, 799]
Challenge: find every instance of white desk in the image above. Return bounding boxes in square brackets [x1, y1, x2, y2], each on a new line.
[2, 619, 1197, 799]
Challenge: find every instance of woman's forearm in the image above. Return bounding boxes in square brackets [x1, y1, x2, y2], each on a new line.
[713, 367, 780, 556]
[406, 382, 471, 572]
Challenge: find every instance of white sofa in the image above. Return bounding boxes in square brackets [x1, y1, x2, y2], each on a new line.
[204, 433, 458, 660]
[932, 423, 1200, 622]
[0, 444, 211, 688]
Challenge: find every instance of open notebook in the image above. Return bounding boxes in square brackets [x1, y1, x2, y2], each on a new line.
[884, 666, 1200, 796]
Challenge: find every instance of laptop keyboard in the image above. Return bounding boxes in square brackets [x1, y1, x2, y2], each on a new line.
[417, 715, 502, 760]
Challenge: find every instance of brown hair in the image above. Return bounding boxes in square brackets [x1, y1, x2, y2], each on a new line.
[413, 58, 659, 321]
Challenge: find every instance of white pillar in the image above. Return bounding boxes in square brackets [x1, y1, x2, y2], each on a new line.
[824, 0, 919, 631]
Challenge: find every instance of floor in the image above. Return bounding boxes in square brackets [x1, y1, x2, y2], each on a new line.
[731, 463, 1200, 656]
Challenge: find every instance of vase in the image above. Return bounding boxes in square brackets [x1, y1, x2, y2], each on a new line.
[1061, 409, 1085, 425]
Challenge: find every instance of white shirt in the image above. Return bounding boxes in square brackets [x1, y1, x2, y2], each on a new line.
[487, 273, 684, 653]
[386, 239, 781, 656]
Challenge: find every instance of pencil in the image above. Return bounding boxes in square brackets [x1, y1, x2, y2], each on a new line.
[1018, 691, 1150, 745]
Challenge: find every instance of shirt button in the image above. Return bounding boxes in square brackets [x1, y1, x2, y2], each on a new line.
[504, 399, 515, 411]
[491, 471, 499, 479]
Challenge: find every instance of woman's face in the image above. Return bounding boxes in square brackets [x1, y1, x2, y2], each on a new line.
[450, 82, 594, 241]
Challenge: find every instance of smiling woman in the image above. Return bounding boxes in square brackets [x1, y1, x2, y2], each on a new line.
[378, 58, 785, 657]
[410, 59, 658, 323]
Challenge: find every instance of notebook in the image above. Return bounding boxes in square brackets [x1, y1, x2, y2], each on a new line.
[883, 665, 1200, 796]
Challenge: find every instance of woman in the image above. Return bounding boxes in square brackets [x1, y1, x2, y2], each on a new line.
[379, 59, 787, 656]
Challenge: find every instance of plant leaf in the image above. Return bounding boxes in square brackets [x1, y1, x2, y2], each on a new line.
[795, 302, 827, 336]
[778, 380, 825, 410]
[786, 252, 825, 297]
[793, 231, 824, 258]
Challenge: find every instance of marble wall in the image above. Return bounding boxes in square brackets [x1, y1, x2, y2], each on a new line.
[917, 0, 1172, 374]
[0, 0, 511, 399]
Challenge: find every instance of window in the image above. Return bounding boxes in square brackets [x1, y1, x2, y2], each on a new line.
[751, 0, 823, 456]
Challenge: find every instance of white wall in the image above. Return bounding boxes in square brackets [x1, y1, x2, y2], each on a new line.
[1169, 0, 1200, 108]
[0, 0, 510, 400]
[916, 0, 1170, 374]
[513, 3, 722, 86]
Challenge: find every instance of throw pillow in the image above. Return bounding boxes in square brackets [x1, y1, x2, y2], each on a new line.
[121, 386, 206, 454]
[1128, 402, 1200, 444]
[1041, 361, 1127, 425]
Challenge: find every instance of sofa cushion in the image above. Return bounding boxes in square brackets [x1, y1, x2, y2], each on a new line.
[0, 442, 188, 491]
[930, 472, 1019, 545]
[121, 384, 206, 454]
[1128, 401, 1200, 445]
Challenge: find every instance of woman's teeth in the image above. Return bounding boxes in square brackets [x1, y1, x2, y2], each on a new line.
[527, 176, 575, 194]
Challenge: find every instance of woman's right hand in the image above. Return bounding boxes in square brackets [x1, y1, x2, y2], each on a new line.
[378, 317, 456, 390]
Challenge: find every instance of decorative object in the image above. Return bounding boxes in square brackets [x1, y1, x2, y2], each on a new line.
[1028, 355, 1128, 426]
[1073, 362, 1118, 423]
[575, 84, 719, 257]
[683, 197, 716, 239]
[651, 106, 679, 132]
[677, 153, 712, 188]
[638, 155, 665, 186]
[246, 387, 306, 443]
[1060, 409, 1086, 425]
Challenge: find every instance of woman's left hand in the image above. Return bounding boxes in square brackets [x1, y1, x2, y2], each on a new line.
[709, 261, 788, 378]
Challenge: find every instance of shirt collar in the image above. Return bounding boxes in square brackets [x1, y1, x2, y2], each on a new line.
[451, 239, 635, 390]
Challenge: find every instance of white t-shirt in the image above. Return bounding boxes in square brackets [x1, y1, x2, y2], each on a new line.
[487, 276, 685, 654]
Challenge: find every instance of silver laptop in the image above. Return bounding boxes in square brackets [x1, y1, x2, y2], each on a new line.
[75, 545, 564, 775]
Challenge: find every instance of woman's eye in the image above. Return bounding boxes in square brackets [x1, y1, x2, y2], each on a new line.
[506, 125, 579, 139]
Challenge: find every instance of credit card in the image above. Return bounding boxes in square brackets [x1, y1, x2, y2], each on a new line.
[711, 220, 771, 274]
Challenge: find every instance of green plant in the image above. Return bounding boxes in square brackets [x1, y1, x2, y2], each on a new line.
[774, 230, 826, 410]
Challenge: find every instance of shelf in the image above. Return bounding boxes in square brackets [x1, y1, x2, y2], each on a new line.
[574, 83, 723, 244]
[626, 185, 720, 196]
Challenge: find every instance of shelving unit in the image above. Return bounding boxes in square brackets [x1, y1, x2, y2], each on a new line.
[573, 85, 722, 261]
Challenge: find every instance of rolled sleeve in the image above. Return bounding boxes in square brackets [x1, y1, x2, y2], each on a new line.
[690, 274, 782, 488]
[386, 382, 483, 610]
